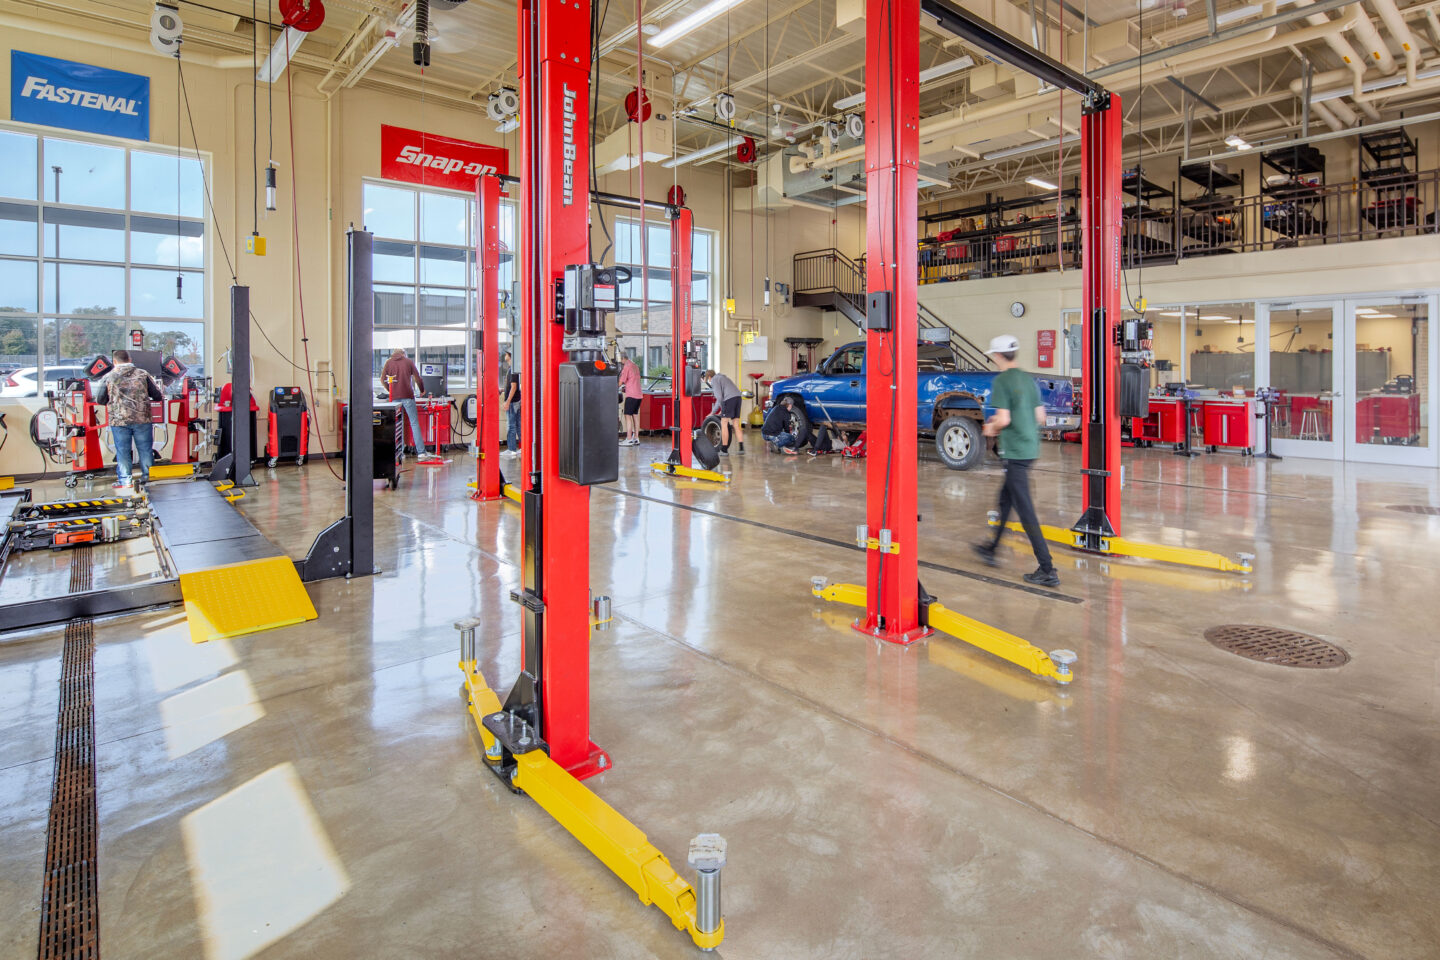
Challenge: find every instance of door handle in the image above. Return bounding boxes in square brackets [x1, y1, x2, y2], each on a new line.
[850, 380, 859, 387]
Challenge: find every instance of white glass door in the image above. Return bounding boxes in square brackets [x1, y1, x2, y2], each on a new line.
[1342, 295, 1437, 466]
[1260, 300, 1344, 459]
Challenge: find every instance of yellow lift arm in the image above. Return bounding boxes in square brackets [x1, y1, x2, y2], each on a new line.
[810, 579, 1076, 684]
[650, 461, 729, 484]
[989, 517, 1254, 574]
[457, 620, 724, 951]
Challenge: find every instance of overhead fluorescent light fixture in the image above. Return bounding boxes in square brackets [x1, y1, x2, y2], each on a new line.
[830, 56, 976, 112]
[920, 55, 975, 83]
[1224, 134, 1252, 150]
[1215, 3, 1262, 26]
[1201, 315, 1235, 320]
[1025, 176, 1058, 190]
[982, 135, 1076, 161]
[662, 137, 736, 168]
[1158, 311, 1185, 317]
[651, 0, 746, 48]
[257, 26, 305, 83]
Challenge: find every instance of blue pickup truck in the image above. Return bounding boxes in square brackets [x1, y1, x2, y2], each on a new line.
[756, 341, 1077, 469]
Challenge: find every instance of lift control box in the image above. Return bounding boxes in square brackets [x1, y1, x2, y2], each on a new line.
[560, 264, 619, 335]
[558, 361, 619, 485]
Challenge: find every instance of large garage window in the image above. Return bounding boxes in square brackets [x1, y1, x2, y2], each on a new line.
[363, 180, 516, 394]
[612, 217, 715, 379]
[0, 126, 207, 398]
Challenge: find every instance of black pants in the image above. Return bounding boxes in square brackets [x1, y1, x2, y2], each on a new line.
[989, 458, 1054, 571]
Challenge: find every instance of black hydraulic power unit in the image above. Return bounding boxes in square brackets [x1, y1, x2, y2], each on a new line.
[557, 263, 621, 485]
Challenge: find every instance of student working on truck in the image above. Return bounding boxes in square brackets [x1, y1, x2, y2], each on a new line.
[971, 334, 1060, 588]
[701, 369, 745, 456]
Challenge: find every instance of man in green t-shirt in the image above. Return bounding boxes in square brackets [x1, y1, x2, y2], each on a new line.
[971, 334, 1059, 587]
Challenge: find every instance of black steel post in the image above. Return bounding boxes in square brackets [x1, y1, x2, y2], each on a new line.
[230, 285, 256, 487]
[347, 229, 376, 577]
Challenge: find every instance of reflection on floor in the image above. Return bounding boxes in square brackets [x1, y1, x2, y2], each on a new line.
[2, 440, 1438, 959]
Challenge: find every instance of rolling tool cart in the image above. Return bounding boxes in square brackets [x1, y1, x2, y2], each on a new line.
[340, 402, 403, 489]
[265, 387, 309, 468]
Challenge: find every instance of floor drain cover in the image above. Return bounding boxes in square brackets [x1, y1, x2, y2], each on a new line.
[1387, 504, 1440, 516]
[1204, 625, 1349, 668]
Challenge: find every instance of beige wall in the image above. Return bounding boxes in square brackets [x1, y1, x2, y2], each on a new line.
[917, 234, 1440, 375]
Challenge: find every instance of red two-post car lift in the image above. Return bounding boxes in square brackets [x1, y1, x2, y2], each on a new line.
[457, 0, 726, 948]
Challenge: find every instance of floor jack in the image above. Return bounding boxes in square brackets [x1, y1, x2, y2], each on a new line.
[457, 1, 725, 949]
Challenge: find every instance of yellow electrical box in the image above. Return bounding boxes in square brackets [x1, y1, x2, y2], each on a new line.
[742, 331, 755, 345]
[246, 234, 267, 256]
[725, 298, 736, 315]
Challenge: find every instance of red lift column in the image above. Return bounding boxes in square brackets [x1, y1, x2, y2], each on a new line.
[515, 0, 607, 779]
[1073, 94, 1124, 545]
[671, 208, 693, 466]
[473, 174, 503, 501]
[860, 0, 927, 644]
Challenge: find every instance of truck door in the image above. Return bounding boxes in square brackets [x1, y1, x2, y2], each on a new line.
[805, 344, 866, 423]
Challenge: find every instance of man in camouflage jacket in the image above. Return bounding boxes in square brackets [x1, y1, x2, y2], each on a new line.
[95, 350, 163, 488]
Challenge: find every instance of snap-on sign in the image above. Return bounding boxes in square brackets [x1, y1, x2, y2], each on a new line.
[380, 125, 508, 190]
[1036, 329, 1057, 368]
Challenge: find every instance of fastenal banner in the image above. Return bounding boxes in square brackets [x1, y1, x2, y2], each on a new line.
[11, 51, 150, 141]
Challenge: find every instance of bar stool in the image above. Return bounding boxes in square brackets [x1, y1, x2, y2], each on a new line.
[1298, 408, 1323, 440]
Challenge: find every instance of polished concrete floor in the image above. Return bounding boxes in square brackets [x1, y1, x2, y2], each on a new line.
[2, 438, 1438, 959]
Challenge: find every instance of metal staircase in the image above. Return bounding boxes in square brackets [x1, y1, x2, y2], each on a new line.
[792, 248, 994, 371]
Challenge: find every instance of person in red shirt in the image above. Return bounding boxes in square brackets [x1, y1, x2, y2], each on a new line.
[381, 347, 428, 458]
[618, 355, 642, 446]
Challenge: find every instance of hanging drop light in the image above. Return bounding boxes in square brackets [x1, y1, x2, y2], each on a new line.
[265, 162, 278, 211]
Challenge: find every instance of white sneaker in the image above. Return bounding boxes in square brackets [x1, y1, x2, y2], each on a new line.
[501, 450, 518, 458]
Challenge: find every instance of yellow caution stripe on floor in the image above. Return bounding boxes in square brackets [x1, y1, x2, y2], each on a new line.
[181, 555, 317, 644]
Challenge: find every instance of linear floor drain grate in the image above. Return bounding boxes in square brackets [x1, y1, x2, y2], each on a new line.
[1205, 624, 1349, 668]
[1387, 504, 1440, 516]
[39, 551, 100, 960]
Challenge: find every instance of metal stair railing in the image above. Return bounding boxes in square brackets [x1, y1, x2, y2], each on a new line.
[793, 248, 994, 371]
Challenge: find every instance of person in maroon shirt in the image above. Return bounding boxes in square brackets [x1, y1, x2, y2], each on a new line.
[381, 347, 428, 458]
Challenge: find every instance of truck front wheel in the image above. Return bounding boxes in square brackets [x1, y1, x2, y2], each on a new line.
[934, 415, 982, 470]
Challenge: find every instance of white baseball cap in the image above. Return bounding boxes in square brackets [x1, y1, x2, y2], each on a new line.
[986, 334, 1020, 355]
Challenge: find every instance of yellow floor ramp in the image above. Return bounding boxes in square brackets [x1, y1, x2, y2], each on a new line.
[181, 556, 318, 644]
[150, 463, 198, 480]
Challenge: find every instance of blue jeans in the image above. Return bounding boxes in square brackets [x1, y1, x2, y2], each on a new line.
[506, 405, 521, 451]
[771, 431, 798, 450]
[111, 423, 153, 482]
[398, 397, 426, 455]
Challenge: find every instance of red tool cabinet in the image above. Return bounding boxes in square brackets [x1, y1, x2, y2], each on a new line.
[1201, 399, 1256, 453]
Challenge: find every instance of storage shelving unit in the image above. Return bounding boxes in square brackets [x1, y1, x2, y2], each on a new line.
[1261, 144, 1327, 242]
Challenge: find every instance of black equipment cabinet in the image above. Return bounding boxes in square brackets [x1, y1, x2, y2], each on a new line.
[216, 409, 258, 464]
[342, 402, 403, 489]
